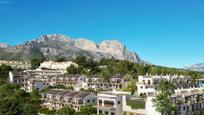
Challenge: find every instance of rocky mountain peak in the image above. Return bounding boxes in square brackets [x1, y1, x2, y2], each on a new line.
[184, 63, 204, 72]
[39, 34, 72, 43]
[74, 38, 98, 51]
[99, 40, 125, 51]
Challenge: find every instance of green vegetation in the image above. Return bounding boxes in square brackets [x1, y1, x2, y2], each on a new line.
[55, 57, 67, 62]
[0, 83, 41, 115]
[153, 81, 177, 115]
[48, 105, 96, 115]
[122, 79, 137, 95]
[67, 64, 79, 74]
[57, 106, 75, 115]
[31, 58, 45, 69]
[80, 88, 98, 95]
[67, 56, 202, 81]
[127, 99, 145, 109]
[0, 64, 12, 84]
[79, 105, 97, 115]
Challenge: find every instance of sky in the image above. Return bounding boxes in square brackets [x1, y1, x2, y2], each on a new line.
[0, 0, 204, 68]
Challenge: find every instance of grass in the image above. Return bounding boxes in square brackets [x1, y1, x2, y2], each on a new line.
[127, 99, 145, 109]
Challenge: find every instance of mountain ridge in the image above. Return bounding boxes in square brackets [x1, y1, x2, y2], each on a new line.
[0, 34, 144, 63]
[184, 63, 204, 72]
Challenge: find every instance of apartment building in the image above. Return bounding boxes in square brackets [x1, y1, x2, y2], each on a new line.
[0, 60, 31, 69]
[137, 74, 195, 96]
[146, 87, 204, 115]
[47, 75, 129, 91]
[41, 89, 96, 112]
[84, 76, 128, 91]
[24, 69, 64, 76]
[9, 71, 47, 92]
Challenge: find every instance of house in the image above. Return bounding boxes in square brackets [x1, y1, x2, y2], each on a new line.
[41, 89, 96, 112]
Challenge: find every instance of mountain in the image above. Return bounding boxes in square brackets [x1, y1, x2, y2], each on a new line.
[0, 34, 144, 63]
[184, 63, 204, 72]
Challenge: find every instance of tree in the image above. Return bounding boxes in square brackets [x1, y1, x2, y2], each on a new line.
[156, 80, 176, 95]
[79, 105, 96, 115]
[57, 106, 75, 115]
[30, 89, 41, 109]
[0, 83, 39, 115]
[73, 56, 87, 67]
[31, 58, 44, 69]
[67, 64, 78, 74]
[22, 103, 38, 115]
[0, 64, 13, 84]
[153, 81, 177, 115]
[122, 79, 137, 95]
[55, 57, 66, 62]
[0, 97, 21, 115]
[100, 68, 111, 83]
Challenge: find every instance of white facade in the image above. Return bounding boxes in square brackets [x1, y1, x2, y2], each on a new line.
[9, 71, 14, 83]
[137, 74, 192, 96]
[41, 90, 96, 112]
[97, 91, 129, 115]
[39, 61, 77, 71]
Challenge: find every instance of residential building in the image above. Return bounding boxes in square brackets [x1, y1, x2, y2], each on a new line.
[0, 60, 31, 69]
[96, 91, 146, 115]
[9, 71, 47, 92]
[47, 75, 129, 91]
[137, 74, 195, 96]
[24, 69, 64, 76]
[197, 78, 204, 88]
[146, 87, 204, 115]
[39, 61, 78, 72]
[41, 89, 96, 112]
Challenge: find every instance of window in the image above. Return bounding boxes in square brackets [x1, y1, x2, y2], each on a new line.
[99, 110, 102, 114]
[93, 99, 95, 102]
[183, 106, 185, 110]
[140, 86, 143, 89]
[87, 100, 90, 103]
[148, 80, 151, 85]
[118, 101, 120, 104]
[99, 100, 102, 105]
[111, 112, 115, 115]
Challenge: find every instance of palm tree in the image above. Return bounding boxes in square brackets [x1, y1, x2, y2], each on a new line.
[153, 80, 177, 115]
[156, 80, 176, 95]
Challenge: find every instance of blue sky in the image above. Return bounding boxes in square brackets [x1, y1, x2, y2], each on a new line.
[0, 0, 204, 68]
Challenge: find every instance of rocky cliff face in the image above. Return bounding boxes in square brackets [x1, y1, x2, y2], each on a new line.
[184, 63, 204, 72]
[0, 34, 143, 63]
